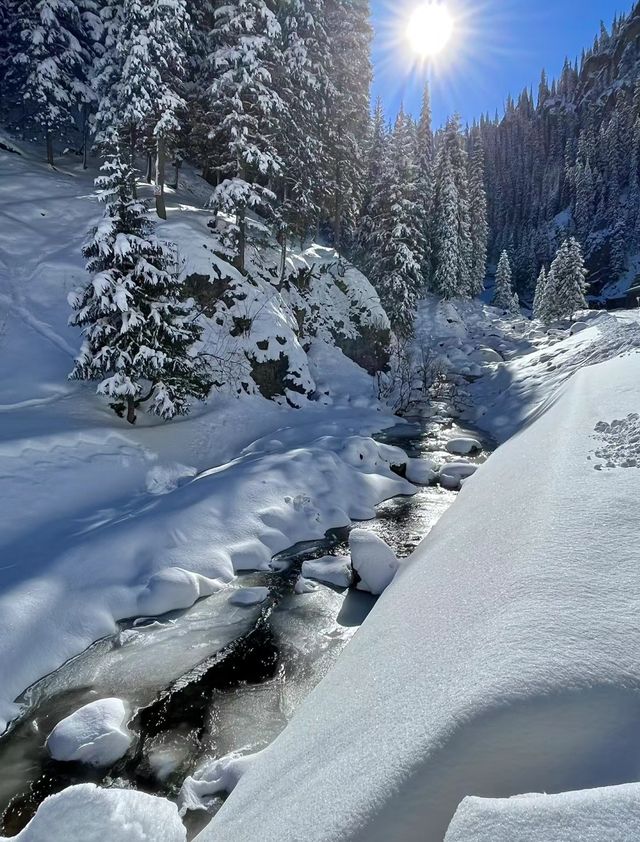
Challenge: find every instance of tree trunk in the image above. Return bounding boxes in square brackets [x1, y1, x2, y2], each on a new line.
[130, 125, 137, 198]
[145, 152, 153, 182]
[333, 165, 343, 254]
[126, 396, 136, 425]
[236, 208, 246, 273]
[155, 136, 167, 220]
[172, 160, 181, 190]
[46, 127, 54, 166]
[82, 103, 89, 169]
[280, 232, 288, 282]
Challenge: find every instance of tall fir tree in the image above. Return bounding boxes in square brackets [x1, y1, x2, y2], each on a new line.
[431, 148, 462, 300]
[416, 82, 435, 286]
[69, 132, 211, 423]
[207, 0, 284, 272]
[356, 97, 387, 274]
[468, 129, 488, 296]
[493, 250, 519, 313]
[532, 265, 548, 320]
[547, 237, 588, 321]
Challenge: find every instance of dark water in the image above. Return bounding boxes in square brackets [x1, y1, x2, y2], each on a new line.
[0, 417, 490, 837]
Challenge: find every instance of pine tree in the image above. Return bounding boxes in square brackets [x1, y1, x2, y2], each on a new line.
[493, 250, 519, 313]
[69, 133, 211, 424]
[468, 129, 488, 296]
[368, 109, 424, 335]
[356, 97, 386, 274]
[93, 0, 190, 217]
[549, 237, 588, 321]
[207, 0, 284, 272]
[432, 148, 461, 300]
[416, 82, 435, 286]
[532, 265, 548, 320]
[10, 0, 94, 164]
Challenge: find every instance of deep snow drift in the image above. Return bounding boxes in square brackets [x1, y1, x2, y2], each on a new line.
[198, 349, 640, 842]
[444, 784, 640, 842]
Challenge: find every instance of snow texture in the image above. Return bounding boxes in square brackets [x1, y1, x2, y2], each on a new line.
[46, 698, 133, 766]
[0, 784, 186, 842]
[444, 784, 640, 842]
[197, 350, 640, 842]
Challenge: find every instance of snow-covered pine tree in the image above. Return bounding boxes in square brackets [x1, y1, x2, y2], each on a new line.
[493, 250, 519, 313]
[356, 97, 387, 275]
[532, 265, 548, 320]
[207, 0, 284, 272]
[325, 0, 372, 255]
[368, 108, 424, 335]
[69, 132, 211, 424]
[549, 237, 589, 321]
[0, 0, 14, 115]
[431, 147, 461, 300]
[416, 83, 434, 286]
[10, 0, 94, 164]
[93, 0, 189, 218]
[468, 128, 488, 297]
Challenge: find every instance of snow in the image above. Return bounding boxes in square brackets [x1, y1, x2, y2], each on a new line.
[445, 438, 482, 456]
[349, 529, 399, 595]
[301, 556, 354, 589]
[228, 587, 270, 607]
[438, 461, 478, 489]
[0, 145, 409, 732]
[405, 457, 439, 485]
[444, 784, 640, 842]
[196, 349, 640, 842]
[46, 698, 133, 766]
[179, 750, 262, 815]
[0, 784, 186, 842]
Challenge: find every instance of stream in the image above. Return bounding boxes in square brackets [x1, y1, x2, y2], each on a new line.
[0, 415, 492, 838]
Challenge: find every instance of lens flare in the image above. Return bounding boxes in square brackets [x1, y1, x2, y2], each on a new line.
[407, 2, 454, 58]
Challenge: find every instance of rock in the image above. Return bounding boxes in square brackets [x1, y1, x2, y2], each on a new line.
[570, 321, 589, 335]
[406, 458, 439, 485]
[349, 530, 399, 595]
[46, 698, 133, 767]
[445, 437, 482, 456]
[470, 347, 503, 364]
[301, 556, 353, 589]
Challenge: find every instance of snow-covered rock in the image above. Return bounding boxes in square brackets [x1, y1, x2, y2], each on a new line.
[294, 576, 319, 595]
[438, 462, 479, 489]
[349, 530, 399, 595]
[406, 458, 439, 485]
[136, 567, 224, 617]
[445, 438, 482, 456]
[0, 784, 186, 842]
[196, 353, 640, 842]
[180, 751, 263, 815]
[444, 784, 640, 842]
[570, 321, 589, 336]
[228, 587, 270, 607]
[469, 347, 503, 364]
[46, 698, 133, 766]
[301, 556, 354, 589]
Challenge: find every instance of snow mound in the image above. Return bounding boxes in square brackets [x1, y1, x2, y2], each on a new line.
[294, 577, 319, 595]
[0, 784, 186, 842]
[228, 587, 270, 607]
[439, 462, 478, 490]
[444, 784, 640, 842]
[145, 463, 198, 495]
[196, 353, 640, 842]
[301, 556, 354, 589]
[46, 698, 133, 766]
[445, 438, 482, 456]
[469, 348, 503, 364]
[136, 567, 225, 616]
[406, 458, 439, 485]
[349, 530, 399, 595]
[180, 750, 263, 815]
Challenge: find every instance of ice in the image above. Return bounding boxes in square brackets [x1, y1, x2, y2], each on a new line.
[301, 556, 354, 588]
[46, 698, 133, 766]
[349, 529, 399, 595]
[0, 784, 186, 842]
[228, 587, 270, 607]
[445, 438, 482, 456]
[444, 784, 640, 842]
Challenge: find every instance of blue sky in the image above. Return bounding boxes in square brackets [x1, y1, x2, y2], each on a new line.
[371, 0, 627, 128]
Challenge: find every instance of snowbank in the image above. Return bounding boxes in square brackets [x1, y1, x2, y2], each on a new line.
[46, 698, 133, 766]
[1, 784, 186, 842]
[444, 784, 640, 842]
[179, 750, 262, 815]
[197, 352, 640, 842]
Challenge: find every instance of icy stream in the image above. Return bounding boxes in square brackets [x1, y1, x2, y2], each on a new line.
[0, 416, 491, 838]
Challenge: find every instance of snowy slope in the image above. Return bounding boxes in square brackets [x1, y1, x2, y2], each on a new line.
[198, 349, 640, 842]
[445, 784, 640, 842]
[0, 143, 402, 732]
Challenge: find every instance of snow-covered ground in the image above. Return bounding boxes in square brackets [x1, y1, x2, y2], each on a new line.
[4, 139, 640, 842]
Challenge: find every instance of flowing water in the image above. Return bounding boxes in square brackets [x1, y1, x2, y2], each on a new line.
[0, 416, 492, 838]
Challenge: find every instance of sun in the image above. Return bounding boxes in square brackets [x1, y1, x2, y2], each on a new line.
[407, 2, 454, 58]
